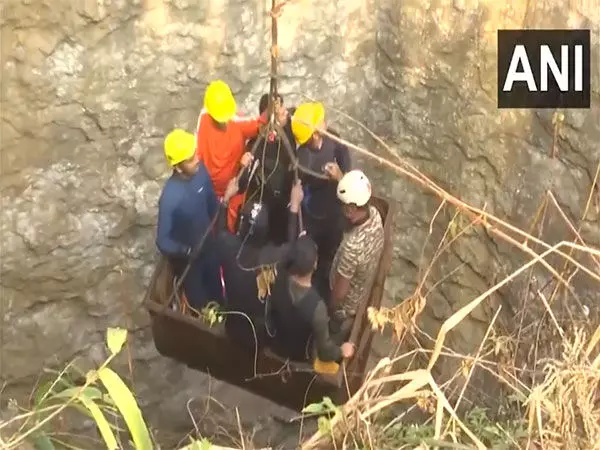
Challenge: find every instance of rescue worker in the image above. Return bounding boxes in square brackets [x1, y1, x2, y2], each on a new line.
[217, 176, 305, 349]
[269, 235, 355, 362]
[156, 129, 223, 309]
[244, 93, 297, 244]
[291, 102, 351, 302]
[195, 79, 268, 232]
[324, 165, 385, 342]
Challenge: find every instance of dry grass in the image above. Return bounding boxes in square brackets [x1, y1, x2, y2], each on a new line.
[292, 105, 600, 450]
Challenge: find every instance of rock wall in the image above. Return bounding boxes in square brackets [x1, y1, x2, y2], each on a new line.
[366, 0, 600, 404]
[1, 0, 599, 441]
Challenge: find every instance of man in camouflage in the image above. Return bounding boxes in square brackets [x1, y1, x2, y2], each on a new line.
[324, 164, 385, 341]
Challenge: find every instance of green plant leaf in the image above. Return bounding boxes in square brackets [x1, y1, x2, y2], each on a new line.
[302, 402, 325, 415]
[34, 376, 75, 408]
[322, 396, 337, 412]
[317, 416, 331, 434]
[483, 425, 500, 436]
[33, 381, 56, 407]
[49, 386, 103, 402]
[31, 433, 56, 450]
[106, 327, 128, 355]
[97, 367, 153, 450]
[198, 438, 212, 450]
[76, 392, 118, 450]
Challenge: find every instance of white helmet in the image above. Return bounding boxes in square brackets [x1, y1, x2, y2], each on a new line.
[336, 170, 372, 206]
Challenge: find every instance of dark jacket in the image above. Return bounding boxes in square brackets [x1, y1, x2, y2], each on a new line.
[243, 112, 297, 244]
[296, 129, 351, 298]
[156, 162, 218, 257]
[270, 275, 342, 362]
[216, 199, 300, 347]
[156, 163, 222, 307]
[246, 115, 296, 200]
[296, 128, 351, 221]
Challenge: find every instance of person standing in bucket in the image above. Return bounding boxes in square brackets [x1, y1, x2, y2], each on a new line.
[291, 102, 351, 302]
[195, 80, 268, 233]
[269, 235, 356, 364]
[156, 129, 223, 310]
[323, 165, 385, 342]
[216, 177, 305, 350]
[244, 93, 298, 245]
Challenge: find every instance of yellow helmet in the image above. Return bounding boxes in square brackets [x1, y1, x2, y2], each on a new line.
[291, 102, 325, 145]
[164, 129, 196, 166]
[203, 80, 237, 123]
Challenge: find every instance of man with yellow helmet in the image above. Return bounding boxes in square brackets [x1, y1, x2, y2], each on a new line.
[156, 128, 223, 309]
[195, 80, 268, 233]
[290, 102, 351, 302]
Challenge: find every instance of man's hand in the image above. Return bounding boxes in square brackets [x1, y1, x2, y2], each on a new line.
[323, 161, 343, 182]
[240, 152, 254, 168]
[289, 179, 304, 212]
[224, 177, 239, 203]
[341, 342, 355, 359]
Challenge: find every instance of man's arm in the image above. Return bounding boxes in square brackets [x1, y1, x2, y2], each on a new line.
[286, 209, 299, 243]
[257, 190, 301, 265]
[326, 127, 351, 173]
[156, 191, 191, 258]
[217, 178, 241, 233]
[330, 242, 357, 311]
[237, 158, 259, 194]
[312, 298, 343, 362]
[234, 111, 268, 140]
[334, 141, 351, 173]
[284, 178, 304, 243]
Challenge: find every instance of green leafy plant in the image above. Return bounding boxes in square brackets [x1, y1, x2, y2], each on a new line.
[464, 407, 527, 449]
[302, 397, 342, 436]
[379, 406, 528, 449]
[0, 327, 218, 450]
[200, 301, 225, 327]
[1, 328, 156, 449]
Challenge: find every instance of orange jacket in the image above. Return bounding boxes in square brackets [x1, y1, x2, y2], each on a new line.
[195, 109, 260, 197]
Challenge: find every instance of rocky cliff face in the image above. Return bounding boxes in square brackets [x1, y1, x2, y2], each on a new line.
[1, 0, 598, 441]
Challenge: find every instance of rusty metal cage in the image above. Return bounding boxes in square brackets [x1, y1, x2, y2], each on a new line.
[144, 196, 394, 411]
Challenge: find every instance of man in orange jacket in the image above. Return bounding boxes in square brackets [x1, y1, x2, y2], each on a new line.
[195, 80, 268, 232]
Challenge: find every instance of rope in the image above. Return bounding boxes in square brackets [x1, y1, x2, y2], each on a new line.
[268, 0, 279, 120]
[166, 0, 324, 307]
[164, 210, 220, 310]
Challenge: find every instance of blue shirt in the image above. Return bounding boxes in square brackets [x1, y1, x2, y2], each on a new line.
[156, 162, 219, 259]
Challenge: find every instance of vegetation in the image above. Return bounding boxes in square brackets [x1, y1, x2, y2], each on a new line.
[295, 108, 600, 450]
[0, 328, 239, 450]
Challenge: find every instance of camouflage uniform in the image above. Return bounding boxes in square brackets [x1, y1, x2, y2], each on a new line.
[329, 205, 385, 340]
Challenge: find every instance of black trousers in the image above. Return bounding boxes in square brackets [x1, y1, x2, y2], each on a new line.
[267, 194, 291, 245]
[303, 211, 343, 306]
